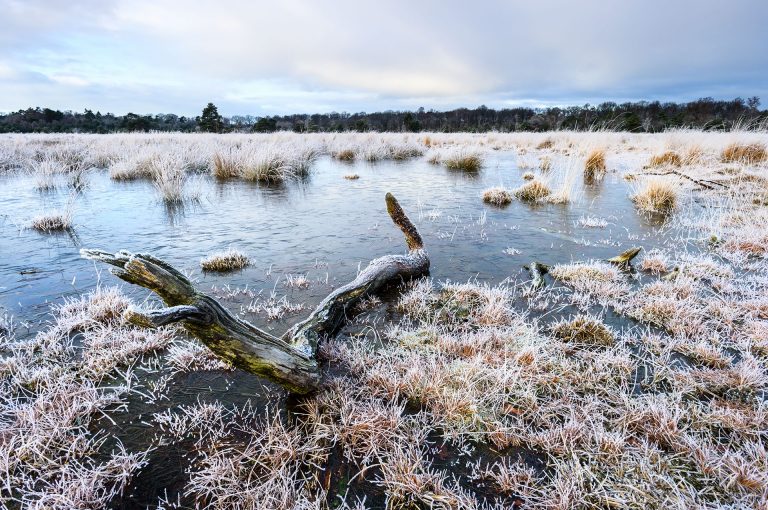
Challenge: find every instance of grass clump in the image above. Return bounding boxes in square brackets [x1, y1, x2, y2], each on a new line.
[482, 187, 513, 206]
[240, 148, 288, 183]
[632, 177, 678, 214]
[584, 149, 606, 180]
[212, 150, 240, 179]
[649, 151, 682, 167]
[443, 151, 482, 172]
[30, 211, 72, 232]
[344, 173, 360, 180]
[721, 143, 767, 164]
[200, 248, 250, 272]
[551, 314, 614, 346]
[640, 249, 669, 274]
[333, 148, 356, 161]
[514, 179, 551, 202]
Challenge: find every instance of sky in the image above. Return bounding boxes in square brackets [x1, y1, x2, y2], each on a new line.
[1, 0, 767, 116]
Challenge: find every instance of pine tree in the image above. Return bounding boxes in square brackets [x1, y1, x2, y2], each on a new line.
[198, 102, 223, 133]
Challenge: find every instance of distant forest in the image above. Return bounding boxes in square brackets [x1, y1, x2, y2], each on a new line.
[1, 97, 765, 134]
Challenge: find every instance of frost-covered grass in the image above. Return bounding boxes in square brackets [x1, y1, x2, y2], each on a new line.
[4, 128, 768, 508]
[482, 186, 513, 206]
[200, 248, 250, 271]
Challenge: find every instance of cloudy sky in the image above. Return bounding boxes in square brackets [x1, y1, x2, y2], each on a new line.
[1, 0, 766, 116]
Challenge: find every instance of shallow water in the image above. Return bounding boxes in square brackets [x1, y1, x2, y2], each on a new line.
[1, 154, 669, 326]
[0, 153, 676, 507]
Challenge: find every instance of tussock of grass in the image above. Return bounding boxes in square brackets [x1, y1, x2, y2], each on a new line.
[344, 173, 360, 180]
[333, 148, 356, 161]
[240, 148, 287, 183]
[640, 250, 670, 274]
[522, 171, 535, 180]
[482, 187, 513, 206]
[514, 179, 551, 202]
[649, 151, 682, 167]
[212, 150, 240, 179]
[536, 138, 554, 149]
[443, 151, 482, 171]
[150, 153, 196, 203]
[551, 314, 614, 346]
[31, 213, 70, 232]
[721, 143, 767, 163]
[539, 156, 552, 172]
[584, 149, 606, 180]
[200, 249, 250, 272]
[632, 177, 678, 214]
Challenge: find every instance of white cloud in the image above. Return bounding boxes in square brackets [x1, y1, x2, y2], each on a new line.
[0, 0, 766, 114]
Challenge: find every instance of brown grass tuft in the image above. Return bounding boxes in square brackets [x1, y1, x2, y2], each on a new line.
[551, 314, 614, 346]
[649, 151, 682, 167]
[443, 152, 482, 172]
[632, 178, 678, 214]
[584, 149, 606, 180]
[200, 248, 250, 272]
[721, 143, 767, 164]
[30, 212, 71, 232]
[482, 187, 513, 206]
[212, 151, 240, 179]
[514, 179, 551, 202]
[333, 149, 356, 161]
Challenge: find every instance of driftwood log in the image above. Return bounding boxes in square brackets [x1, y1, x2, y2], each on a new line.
[81, 193, 429, 394]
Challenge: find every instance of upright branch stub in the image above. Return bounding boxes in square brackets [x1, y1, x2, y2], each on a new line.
[607, 246, 642, 265]
[285, 193, 429, 356]
[386, 192, 423, 251]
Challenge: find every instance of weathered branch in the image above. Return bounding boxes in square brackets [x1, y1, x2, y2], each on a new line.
[81, 193, 429, 394]
[637, 170, 727, 190]
[285, 193, 429, 355]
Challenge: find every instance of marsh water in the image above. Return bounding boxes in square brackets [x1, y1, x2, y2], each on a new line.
[1, 153, 676, 507]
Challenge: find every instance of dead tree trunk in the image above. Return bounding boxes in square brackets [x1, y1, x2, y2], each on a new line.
[81, 193, 428, 395]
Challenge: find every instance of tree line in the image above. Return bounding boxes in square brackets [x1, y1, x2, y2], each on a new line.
[0, 97, 764, 134]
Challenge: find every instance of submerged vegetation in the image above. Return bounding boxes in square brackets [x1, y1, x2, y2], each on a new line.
[2, 128, 768, 508]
